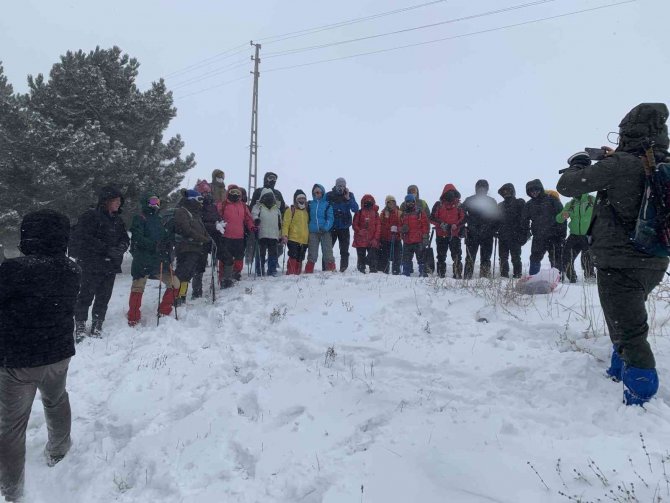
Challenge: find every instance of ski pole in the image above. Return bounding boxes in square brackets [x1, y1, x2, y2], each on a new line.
[157, 261, 163, 327]
[211, 241, 217, 303]
[281, 240, 286, 273]
[169, 263, 179, 321]
[492, 236, 498, 278]
[390, 236, 395, 274]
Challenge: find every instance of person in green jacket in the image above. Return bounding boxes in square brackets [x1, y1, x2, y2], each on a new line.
[556, 193, 595, 282]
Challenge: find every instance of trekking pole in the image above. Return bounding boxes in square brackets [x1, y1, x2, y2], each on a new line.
[390, 235, 395, 274]
[254, 231, 261, 278]
[281, 241, 286, 273]
[157, 261, 163, 327]
[211, 241, 217, 303]
[169, 264, 179, 321]
[492, 237, 498, 278]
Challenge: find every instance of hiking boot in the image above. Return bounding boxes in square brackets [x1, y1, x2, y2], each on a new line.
[222, 279, 234, 289]
[74, 321, 87, 343]
[233, 271, 242, 281]
[46, 453, 65, 467]
[90, 319, 103, 338]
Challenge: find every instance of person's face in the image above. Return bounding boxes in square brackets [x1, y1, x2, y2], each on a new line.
[409, 188, 418, 197]
[313, 188, 323, 200]
[107, 197, 121, 214]
[386, 199, 396, 210]
[529, 188, 541, 198]
[296, 196, 307, 209]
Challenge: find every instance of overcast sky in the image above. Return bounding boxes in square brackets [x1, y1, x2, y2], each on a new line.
[2, 0, 668, 206]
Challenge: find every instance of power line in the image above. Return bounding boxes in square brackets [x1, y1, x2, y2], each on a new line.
[256, 0, 448, 45]
[164, 43, 250, 80]
[169, 58, 250, 90]
[174, 75, 250, 100]
[264, 0, 635, 74]
[264, 0, 558, 59]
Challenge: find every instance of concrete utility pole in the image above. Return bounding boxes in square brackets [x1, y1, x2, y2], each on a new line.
[247, 41, 261, 198]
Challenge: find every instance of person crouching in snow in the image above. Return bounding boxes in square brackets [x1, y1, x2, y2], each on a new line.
[430, 184, 465, 279]
[378, 196, 402, 275]
[282, 190, 310, 275]
[217, 185, 255, 288]
[305, 184, 335, 273]
[127, 193, 180, 325]
[352, 194, 381, 273]
[252, 188, 282, 276]
[401, 194, 430, 277]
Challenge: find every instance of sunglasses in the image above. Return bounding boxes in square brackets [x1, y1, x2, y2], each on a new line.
[189, 195, 204, 203]
[229, 189, 242, 196]
[148, 196, 160, 207]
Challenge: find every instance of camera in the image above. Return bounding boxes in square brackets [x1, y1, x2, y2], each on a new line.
[585, 147, 607, 161]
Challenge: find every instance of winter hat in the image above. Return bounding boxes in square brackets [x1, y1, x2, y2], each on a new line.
[385, 195, 396, 204]
[20, 209, 70, 256]
[184, 189, 202, 200]
[475, 179, 489, 191]
[194, 179, 212, 194]
[293, 189, 307, 203]
[404, 194, 416, 204]
[212, 169, 225, 181]
[335, 177, 347, 188]
[97, 185, 124, 212]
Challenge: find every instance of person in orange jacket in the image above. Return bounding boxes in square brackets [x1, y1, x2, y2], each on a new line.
[400, 194, 430, 277]
[352, 194, 381, 273]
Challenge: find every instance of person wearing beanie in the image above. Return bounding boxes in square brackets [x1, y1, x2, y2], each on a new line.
[378, 195, 402, 275]
[352, 194, 381, 273]
[497, 183, 527, 278]
[282, 190, 310, 275]
[399, 185, 430, 218]
[211, 169, 227, 203]
[325, 177, 359, 272]
[191, 181, 224, 298]
[400, 194, 430, 276]
[71, 186, 130, 340]
[305, 183, 336, 273]
[430, 184, 465, 279]
[0, 210, 81, 502]
[462, 179, 500, 279]
[558, 103, 670, 406]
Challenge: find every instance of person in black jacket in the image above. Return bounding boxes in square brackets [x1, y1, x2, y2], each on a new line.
[462, 179, 500, 279]
[522, 179, 564, 275]
[0, 210, 81, 502]
[558, 103, 670, 406]
[72, 186, 130, 340]
[497, 183, 527, 278]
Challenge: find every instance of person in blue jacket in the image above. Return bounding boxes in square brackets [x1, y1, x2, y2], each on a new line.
[326, 177, 359, 272]
[305, 184, 335, 273]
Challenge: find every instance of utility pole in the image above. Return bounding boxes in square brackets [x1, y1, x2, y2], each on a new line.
[247, 41, 261, 198]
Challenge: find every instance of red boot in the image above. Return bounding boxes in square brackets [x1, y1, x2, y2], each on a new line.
[304, 261, 315, 274]
[127, 291, 143, 326]
[286, 257, 299, 275]
[326, 261, 337, 272]
[297, 261, 303, 274]
[158, 288, 178, 316]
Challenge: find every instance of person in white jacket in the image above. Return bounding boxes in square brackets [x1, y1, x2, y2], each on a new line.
[251, 188, 282, 276]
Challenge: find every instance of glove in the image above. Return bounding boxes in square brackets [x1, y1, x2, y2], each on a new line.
[451, 224, 459, 236]
[216, 220, 227, 235]
[390, 225, 398, 233]
[401, 224, 409, 233]
[370, 239, 379, 249]
[440, 222, 449, 232]
[254, 218, 261, 226]
[281, 235, 288, 245]
[422, 234, 430, 248]
[344, 188, 350, 200]
[567, 151, 591, 168]
[107, 245, 125, 263]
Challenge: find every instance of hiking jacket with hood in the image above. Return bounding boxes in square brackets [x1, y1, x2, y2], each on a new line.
[308, 184, 334, 233]
[401, 205, 430, 245]
[352, 194, 381, 248]
[250, 172, 286, 215]
[218, 185, 255, 240]
[431, 184, 465, 238]
[497, 183, 527, 244]
[557, 103, 670, 270]
[399, 184, 430, 219]
[252, 188, 282, 240]
[556, 194, 595, 236]
[522, 180, 564, 239]
[129, 192, 170, 279]
[282, 190, 309, 245]
[73, 185, 129, 274]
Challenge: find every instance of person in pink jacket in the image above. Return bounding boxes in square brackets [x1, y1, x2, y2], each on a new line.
[352, 194, 381, 273]
[216, 185, 255, 288]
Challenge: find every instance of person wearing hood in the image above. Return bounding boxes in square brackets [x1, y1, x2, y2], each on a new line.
[430, 184, 465, 279]
[218, 185, 255, 288]
[497, 183, 527, 278]
[462, 179, 500, 279]
[325, 177, 359, 272]
[521, 179, 565, 276]
[72, 186, 130, 340]
[0, 210, 81, 502]
[191, 180, 223, 298]
[399, 184, 430, 218]
[211, 169, 227, 203]
[251, 188, 282, 277]
[556, 192, 595, 283]
[281, 190, 310, 275]
[378, 196, 402, 275]
[127, 192, 180, 326]
[173, 189, 211, 304]
[558, 103, 670, 406]
[249, 172, 286, 215]
[305, 184, 335, 273]
[352, 194, 381, 273]
[400, 194, 430, 276]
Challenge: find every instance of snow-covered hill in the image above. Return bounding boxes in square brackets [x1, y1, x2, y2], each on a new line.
[20, 265, 670, 502]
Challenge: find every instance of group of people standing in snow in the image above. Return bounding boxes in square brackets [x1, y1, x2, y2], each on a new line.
[1, 103, 669, 502]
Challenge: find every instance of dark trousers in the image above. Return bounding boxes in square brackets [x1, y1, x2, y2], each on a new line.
[257, 238, 278, 275]
[563, 235, 594, 280]
[597, 267, 665, 369]
[74, 269, 116, 322]
[191, 251, 210, 297]
[378, 239, 401, 275]
[287, 241, 308, 262]
[222, 238, 245, 266]
[356, 247, 378, 273]
[175, 251, 205, 283]
[436, 236, 462, 278]
[498, 238, 522, 278]
[331, 228, 351, 266]
[402, 242, 425, 274]
[464, 233, 494, 279]
[0, 358, 71, 502]
[530, 234, 564, 271]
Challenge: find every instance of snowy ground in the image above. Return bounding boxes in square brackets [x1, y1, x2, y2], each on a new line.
[19, 257, 670, 503]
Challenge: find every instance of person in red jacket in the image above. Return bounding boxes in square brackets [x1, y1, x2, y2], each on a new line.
[352, 194, 381, 273]
[400, 194, 430, 277]
[216, 185, 255, 288]
[378, 195, 402, 275]
[430, 184, 465, 279]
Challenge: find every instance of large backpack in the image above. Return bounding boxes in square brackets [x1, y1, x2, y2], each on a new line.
[631, 148, 670, 257]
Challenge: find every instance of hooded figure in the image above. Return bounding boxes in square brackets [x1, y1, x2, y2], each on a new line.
[400, 184, 430, 218]
[249, 172, 286, 214]
[252, 188, 282, 276]
[352, 194, 381, 273]
[557, 103, 670, 405]
[211, 169, 226, 203]
[497, 183, 526, 278]
[305, 183, 335, 273]
[0, 210, 81, 502]
[462, 179, 500, 279]
[430, 184, 465, 278]
[72, 186, 130, 339]
[325, 177, 359, 272]
[378, 195, 402, 275]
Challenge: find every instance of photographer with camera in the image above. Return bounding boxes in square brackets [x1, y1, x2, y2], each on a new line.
[326, 178, 359, 272]
[557, 103, 670, 406]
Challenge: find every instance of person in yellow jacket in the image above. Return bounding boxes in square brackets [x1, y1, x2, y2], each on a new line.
[282, 190, 310, 274]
